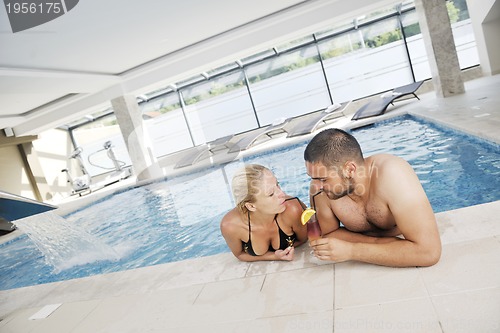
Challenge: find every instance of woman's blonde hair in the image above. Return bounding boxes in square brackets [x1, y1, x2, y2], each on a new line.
[231, 164, 270, 214]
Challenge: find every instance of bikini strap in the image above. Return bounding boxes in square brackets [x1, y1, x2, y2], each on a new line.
[251, 197, 301, 239]
[286, 196, 305, 207]
[247, 210, 252, 242]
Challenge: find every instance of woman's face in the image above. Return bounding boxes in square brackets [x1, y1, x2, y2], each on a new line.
[251, 170, 286, 215]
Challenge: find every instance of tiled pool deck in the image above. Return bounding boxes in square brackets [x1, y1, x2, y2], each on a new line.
[1, 75, 499, 333]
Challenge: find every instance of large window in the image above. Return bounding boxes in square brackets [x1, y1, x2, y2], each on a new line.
[142, 92, 193, 157]
[245, 45, 331, 125]
[320, 17, 414, 101]
[402, 1, 478, 82]
[452, 19, 479, 69]
[401, 9, 431, 82]
[67, 0, 479, 160]
[71, 114, 131, 177]
[181, 71, 256, 145]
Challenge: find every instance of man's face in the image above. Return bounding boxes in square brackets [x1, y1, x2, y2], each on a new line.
[306, 161, 353, 200]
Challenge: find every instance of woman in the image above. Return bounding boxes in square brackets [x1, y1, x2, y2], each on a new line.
[220, 164, 307, 261]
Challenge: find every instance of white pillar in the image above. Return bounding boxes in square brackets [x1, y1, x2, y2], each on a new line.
[111, 95, 162, 181]
[415, 0, 465, 97]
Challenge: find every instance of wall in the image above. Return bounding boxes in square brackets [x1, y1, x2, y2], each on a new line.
[31, 129, 74, 202]
[0, 145, 35, 199]
[467, 0, 500, 75]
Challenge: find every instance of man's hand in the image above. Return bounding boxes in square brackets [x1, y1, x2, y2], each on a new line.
[275, 246, 295, 261]
[310, 238, 353, 263]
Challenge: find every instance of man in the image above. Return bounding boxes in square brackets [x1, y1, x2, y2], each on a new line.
[304, 128, 441, 267]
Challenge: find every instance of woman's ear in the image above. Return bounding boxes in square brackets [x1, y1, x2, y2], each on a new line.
[245, 202, 257, 212]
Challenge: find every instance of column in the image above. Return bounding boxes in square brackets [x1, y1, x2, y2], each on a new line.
[111, 95, 162, 181]
[415, 0, 465, 97]
[18, 143, 52, 201]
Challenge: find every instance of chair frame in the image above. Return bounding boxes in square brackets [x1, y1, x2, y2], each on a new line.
[286, 101, 351, 138]
[351, 81, 424, 121]
[227, 119, 291, 153]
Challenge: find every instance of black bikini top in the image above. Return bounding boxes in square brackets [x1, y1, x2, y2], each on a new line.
[242, 197, 298, 256]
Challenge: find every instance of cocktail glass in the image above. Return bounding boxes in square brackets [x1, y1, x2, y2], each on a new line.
[307, 213, 322, 241]
[307, 213, 322, 259]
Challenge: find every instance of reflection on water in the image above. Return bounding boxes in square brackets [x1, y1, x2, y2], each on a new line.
[1, 115, 499, 290]
[353, 117, 500, 212]
[168, 166, 237, 226]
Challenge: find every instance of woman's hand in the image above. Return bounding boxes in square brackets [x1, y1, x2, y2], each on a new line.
[275, 246, 295, 261]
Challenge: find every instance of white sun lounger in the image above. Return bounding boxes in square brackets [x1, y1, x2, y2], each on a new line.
[174, 134, 235, 169]
[351, 81, 424, 120]
[227, 118, 291, 153]
[286, 101, 351, 138]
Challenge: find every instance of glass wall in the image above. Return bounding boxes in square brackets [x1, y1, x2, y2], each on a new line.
[401, 10, 431, 81]
[401, 3, 479, 82]
[245, 44, 331, 125]
[142, 91, 193, 156]
[69, 0, 479, 163]
[319, 16, 414, 101]
[181, 71, 256, 145]
[452, 19, 479, 69]
[71, 114, 131, 177]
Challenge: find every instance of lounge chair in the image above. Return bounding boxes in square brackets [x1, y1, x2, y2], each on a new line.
[174, 134, 234, 169]
[286, 101, 351, 138]
[351, 81, 424, 120]
[227, 118, 290, 153]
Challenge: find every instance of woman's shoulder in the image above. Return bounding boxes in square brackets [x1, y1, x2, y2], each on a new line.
[285, 195, 305, 207]
[283, 196, 304, 218]
[220, 208, 244, 233]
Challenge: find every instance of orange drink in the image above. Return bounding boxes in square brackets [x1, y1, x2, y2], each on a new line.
[301, 208, 322, 241]
[306, 213, 322, 241]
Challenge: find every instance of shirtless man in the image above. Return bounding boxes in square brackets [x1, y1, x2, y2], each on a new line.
[304, 128, 441, 267]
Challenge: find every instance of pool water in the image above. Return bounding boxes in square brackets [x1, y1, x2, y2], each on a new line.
[353, 117, 500, 212]
[1, 115, 499, 290]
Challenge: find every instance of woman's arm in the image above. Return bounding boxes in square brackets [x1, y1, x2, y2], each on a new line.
[239, 247, 295, 262]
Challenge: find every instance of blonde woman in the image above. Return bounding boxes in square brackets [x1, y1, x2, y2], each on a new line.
[220, 164, 307, 261]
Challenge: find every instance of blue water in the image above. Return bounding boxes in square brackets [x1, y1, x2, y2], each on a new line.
[353, 116, 500, 212]
[1, 115, 499, 290]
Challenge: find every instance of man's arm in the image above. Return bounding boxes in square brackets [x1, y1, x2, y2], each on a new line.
[378, 158, 441, 266]
[312, 189, 397, 244]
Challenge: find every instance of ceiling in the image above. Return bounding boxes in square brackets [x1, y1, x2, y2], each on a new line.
[0, 0, 397, 136]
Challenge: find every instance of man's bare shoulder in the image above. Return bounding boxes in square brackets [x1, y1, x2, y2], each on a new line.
[369, 153, 427, 208]
[367, 154, 420, 196]
[368, 154, 413, 178]
[367, 153, 406, 165]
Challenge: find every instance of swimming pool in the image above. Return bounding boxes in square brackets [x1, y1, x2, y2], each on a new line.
[1, 115, 499, 290]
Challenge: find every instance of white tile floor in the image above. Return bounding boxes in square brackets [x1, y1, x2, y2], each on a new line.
[0, 75, 499, 333]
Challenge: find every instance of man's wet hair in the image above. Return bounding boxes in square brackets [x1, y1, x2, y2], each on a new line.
[304, 128, 364, 168]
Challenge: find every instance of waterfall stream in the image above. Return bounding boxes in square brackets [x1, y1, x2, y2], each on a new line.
[14, 212, 121, 273]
